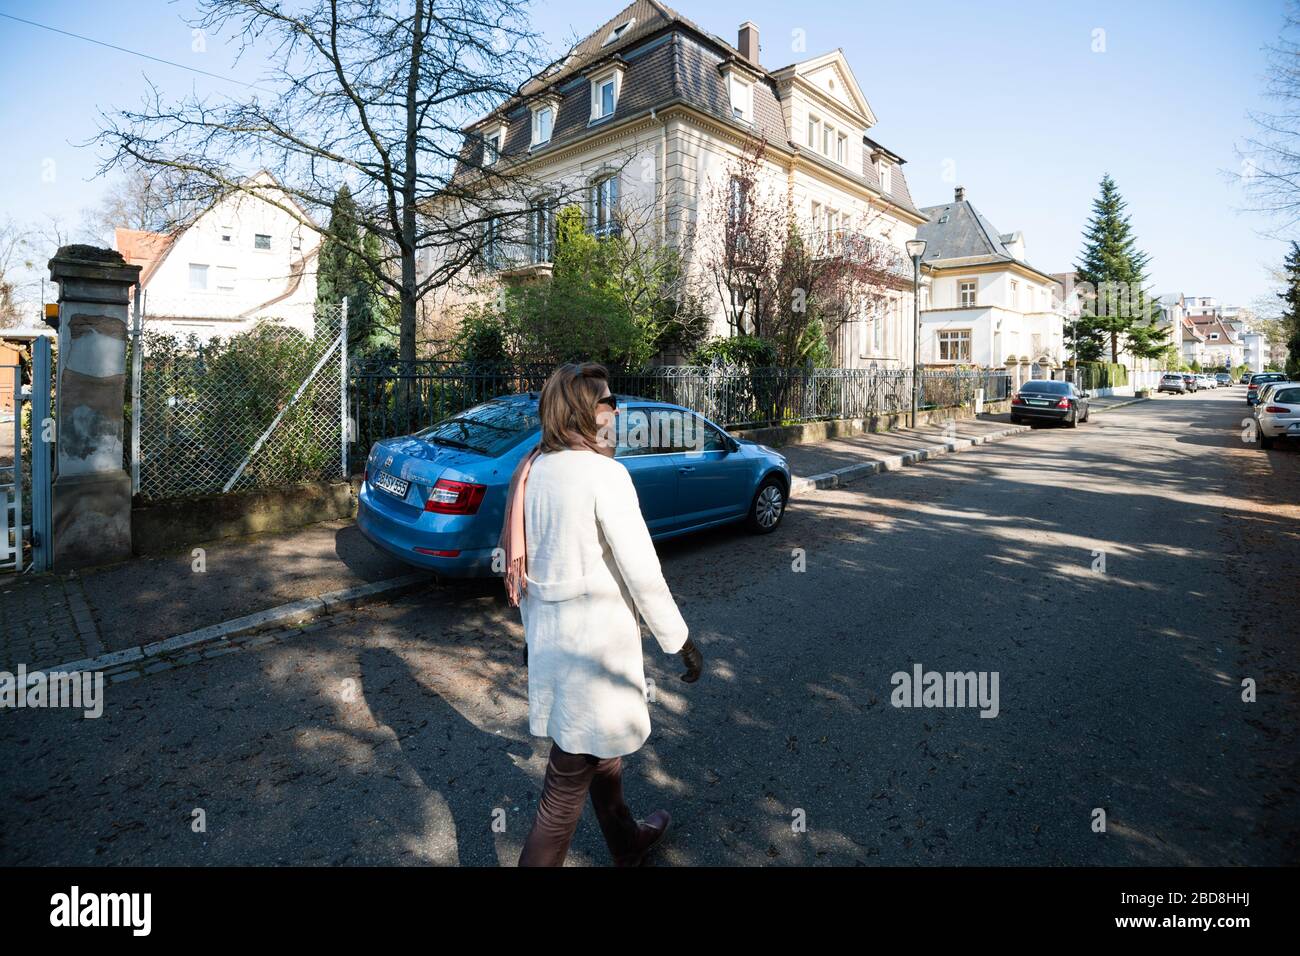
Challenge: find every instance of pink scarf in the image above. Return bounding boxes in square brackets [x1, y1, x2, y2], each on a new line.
[499, 432, 614, 607]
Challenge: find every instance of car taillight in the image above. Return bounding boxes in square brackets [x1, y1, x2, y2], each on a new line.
[1056, 397, 1070, 408]
[424, 478, 487, 514]
[1011, 394, 1025, 405]
[1264, 405, 1289, 413]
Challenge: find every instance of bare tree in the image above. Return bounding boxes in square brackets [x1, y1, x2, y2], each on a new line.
[0, 217, 32, 328]
[84, 166, 203, 242]
[694, 142, 906, 366]
[96, 0, 561, 362]
[1241, 1, 1300, 236]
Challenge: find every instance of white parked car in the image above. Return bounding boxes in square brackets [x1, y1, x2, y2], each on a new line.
[1256, 382, 1300, 449]
[1252, 380, 1294, 419]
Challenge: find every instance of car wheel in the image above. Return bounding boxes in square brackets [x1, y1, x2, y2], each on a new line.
[1065, 407, 1078, 428]
[1081, 405, 1089, 423]
[747, 476, 786, 534]
[1260, 433, 1275, 450]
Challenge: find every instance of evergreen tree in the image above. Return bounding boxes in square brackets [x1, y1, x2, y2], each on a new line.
[316, 185, 393, 353]
[1074, 175, 1163, 363]
[1278, 241, 1300, 377]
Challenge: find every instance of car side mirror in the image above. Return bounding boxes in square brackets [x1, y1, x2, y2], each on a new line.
[725, 436, 741, 454]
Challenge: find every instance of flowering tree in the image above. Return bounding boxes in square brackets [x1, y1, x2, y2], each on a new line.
[693, 142, 907, 367]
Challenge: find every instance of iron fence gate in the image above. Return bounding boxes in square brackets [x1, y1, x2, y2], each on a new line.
[1, 336, 53, 574]
[349, 362, 1013, 466]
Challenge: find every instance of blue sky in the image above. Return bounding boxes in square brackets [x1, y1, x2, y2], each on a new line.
[0, 0, 1289, 310]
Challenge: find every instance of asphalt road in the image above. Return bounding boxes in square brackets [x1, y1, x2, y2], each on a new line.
[2, 388, 1297, 866]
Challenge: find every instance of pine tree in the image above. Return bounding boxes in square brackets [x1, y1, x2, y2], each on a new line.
[1278, 241, 1300, 376]
[316, 185, 393, 353]
[1074, 175, 1163, 364]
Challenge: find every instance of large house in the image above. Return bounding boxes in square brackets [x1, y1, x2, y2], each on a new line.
[913, 187, 1065, 383]
[116, 172, 321, 341]
[424, 0, 928, 367]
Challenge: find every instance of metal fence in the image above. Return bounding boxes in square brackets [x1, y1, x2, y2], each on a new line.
[349, 361, 1012, 464]
[131, 303, 348, 500]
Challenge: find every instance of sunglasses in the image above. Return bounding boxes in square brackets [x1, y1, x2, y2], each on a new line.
[596, 394, 619, 410]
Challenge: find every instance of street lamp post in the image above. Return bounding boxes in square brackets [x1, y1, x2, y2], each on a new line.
[905, 238, 927, 428]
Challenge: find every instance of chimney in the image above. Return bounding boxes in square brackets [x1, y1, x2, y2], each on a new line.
[738, 21, 760, 66]
[955, 186, 966, 202]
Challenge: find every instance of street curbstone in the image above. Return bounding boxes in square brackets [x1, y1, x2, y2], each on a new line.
[790, 425, 1032, 497]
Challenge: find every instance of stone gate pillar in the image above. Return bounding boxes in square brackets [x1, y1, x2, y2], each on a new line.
[47, 246, 140, 569]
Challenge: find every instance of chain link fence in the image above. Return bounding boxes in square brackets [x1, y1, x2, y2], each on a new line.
[131, 305, 346, 501]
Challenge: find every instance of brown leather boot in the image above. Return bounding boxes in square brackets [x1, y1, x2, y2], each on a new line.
[613, 810, 671, 867]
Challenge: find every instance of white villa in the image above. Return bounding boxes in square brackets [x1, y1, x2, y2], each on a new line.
[116, 172, 321, 341]
[424, 0, 928, 367]
[913, 187, 1065, 384]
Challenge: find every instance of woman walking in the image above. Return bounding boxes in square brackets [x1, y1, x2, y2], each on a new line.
[500, 363, 703, 867]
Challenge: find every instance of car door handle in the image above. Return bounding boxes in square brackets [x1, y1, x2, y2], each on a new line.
[678, 465, 695, 474]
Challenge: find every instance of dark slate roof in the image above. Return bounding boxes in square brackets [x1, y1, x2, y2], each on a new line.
[915, 198, 1054, 279]
[458, 1, 919, 216]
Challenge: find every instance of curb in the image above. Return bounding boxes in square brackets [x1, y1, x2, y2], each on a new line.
[1091, 396, 1148, 413]
[790, 425, 1032, 495]
[22, 572, 434, 682]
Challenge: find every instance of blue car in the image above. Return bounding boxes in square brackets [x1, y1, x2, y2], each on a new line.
[357, 393, 792, 576]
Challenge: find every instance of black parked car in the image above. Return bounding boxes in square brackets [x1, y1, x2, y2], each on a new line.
[1010, 380, 1090, 427]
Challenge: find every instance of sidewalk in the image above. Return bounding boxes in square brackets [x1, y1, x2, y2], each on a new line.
[1, 400, 1145, 676]
[1, 519, 425, 675]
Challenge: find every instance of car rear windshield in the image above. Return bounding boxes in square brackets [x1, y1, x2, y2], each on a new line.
[1272, 387, 1300, 404]
[1021, 381, 1070, 394]
[1253, 374, 1284, 383]
[415, 400, 540, 456]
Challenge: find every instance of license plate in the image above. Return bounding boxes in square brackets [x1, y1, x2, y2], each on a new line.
[373, 471, 409, 498]
[1028, 399, 1050, 406]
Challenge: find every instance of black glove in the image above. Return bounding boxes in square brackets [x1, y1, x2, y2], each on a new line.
[678, 637, 703, 683]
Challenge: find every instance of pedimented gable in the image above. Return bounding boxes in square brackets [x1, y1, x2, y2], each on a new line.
[790, 51, 875, 127]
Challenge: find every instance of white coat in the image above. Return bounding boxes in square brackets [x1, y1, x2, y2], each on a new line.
[521, 448, 689, 758]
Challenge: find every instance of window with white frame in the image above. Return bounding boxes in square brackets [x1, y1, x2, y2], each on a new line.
[807, 115, 820, 149]
[483, 130, 501, 165]
[189, 263, 209, 290]
[959, 280, 977, 308]
[822, 122, 833, 157]
[728, 74, 752, 122]
[873, 299, 885, 352]
[528, 197, 557, 263]
[254, 234, 271, 251]
[591, 174, 620, 237]
[878, 160, 892, 193]
[216, 266, 236, 291]
[938, 329, 971, 362]
[1009, 280, 1018, 308]
[531, 105, 555, 146]
[836, 132, 847, 165]
[591, 70, 620, 121]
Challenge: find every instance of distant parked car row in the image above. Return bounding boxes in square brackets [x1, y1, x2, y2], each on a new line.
[1159, 372, 1237, 394]
[1249, 375, 1300, 451]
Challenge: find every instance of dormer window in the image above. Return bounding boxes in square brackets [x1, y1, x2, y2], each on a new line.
[602, 18, 635, 46]
[589, 65, 624, 123]
[721, 62, 756, 124]
[729, 75, 752, 122]
[878, 160, 892, 193]
[531, 100, 557, 147]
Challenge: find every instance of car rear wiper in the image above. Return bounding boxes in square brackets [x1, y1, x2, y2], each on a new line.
[429, 435, 485, 453]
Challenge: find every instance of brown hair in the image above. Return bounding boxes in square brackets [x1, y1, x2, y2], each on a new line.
[537, 363, 610, 453]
